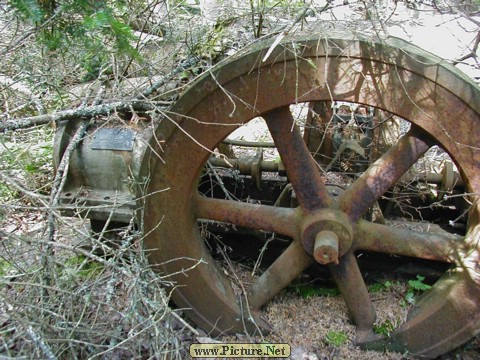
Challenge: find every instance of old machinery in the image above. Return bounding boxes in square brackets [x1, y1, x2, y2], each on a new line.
[54, 33, 480, 358]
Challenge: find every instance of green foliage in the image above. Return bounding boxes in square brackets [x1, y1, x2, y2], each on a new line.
[0, 130, 54, 197]
[188, 24, 230, 62]
[64, 255, 103, 279]
[408, 275, 432, 292]
[374, 319, 396, 338]
[368, 280, 393, 293]
[8, 0, 142, 80]
[10, 0, 44, 22]
[0, 182, 17, 202]
[402, 291, 415, 306]
[172, 0, 201, 14]
[16, 144, 52, 174]
[83, 9, 139, 58]
[401, 275, 431, 306]
[368, 283, 383, 293]
[368, 276, 432, 308]
[293, 283, 340, 299]
[325, 330, 349, 346]
[78, 46, 112, 82]
[0, 259, 12, 276]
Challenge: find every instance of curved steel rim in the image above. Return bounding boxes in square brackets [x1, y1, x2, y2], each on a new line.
[140, 33, 480, 358]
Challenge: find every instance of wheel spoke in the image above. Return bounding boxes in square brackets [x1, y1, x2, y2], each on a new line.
[141, 32, 480, 356]
[329, 251, 376, 331]
[353, 219, 463, 263]
[338, 130, 430, 221]
[194, 194, 300, 239]
[248, 240, 313, 309]
[264, 106, 333, 211]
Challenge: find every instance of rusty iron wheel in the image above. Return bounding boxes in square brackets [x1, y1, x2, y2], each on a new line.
[140, 33, 480, 358]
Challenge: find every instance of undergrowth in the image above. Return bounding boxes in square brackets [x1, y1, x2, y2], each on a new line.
[0, 219, 193, 358]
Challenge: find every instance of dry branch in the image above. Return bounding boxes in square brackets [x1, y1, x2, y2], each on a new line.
[0, 57, 198, 132]
[454, 30, 480, 65]
[0, 100, 162, 132]
[135, 57, 200, 100]
[0, 74, 45, 114]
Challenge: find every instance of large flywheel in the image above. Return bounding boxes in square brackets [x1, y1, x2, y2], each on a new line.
[139, 33, 480, 358]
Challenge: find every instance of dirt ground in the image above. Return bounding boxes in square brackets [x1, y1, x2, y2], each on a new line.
[202, 292, 480, 360]
[187, 257, 480, 360]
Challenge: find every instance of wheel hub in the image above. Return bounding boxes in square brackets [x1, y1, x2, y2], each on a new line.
[141, 33, 480, 357]
[300, 209, 353, 264]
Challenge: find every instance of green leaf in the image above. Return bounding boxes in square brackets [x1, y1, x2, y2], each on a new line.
[374, 319, 395, 338]
[84, 11, 111, 31]
[83, 10, 140, 59]
[0, 259, 12, 276]
[404, 291, 415, 305]
[306, 58, 317, 69]
[368, 283, 384, 293]
[0, 182, 17, 202]
[64, 255, 103, 279]
[325, 330, 348, 346]
[10, 0, 44, 22]
[408, 275, 431, 292]
[293, 284, 340, 298]
[368, 280, 394, 293]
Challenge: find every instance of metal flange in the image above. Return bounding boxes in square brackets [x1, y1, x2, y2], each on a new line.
[300, 209, 353, 264]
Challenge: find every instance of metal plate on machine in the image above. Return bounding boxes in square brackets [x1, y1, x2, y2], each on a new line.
[91, 128, 135, 151]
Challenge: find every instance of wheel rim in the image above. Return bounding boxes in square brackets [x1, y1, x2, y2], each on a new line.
[140, 33, 480, 358]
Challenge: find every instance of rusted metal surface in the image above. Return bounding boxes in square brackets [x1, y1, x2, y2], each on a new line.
[300, 209, 353, 258]
[329, 251, 377, 330]
[133, 33, 480, 357]
[208, 156, 280, 174]
[354, 219, 464, 263]
[53, 120, 147, 222]
[389, 270, 480, 357]
[337, 129, 431, 222]
[248, 240, 313, 310]
[195, 194, 300, 239]
[313, 230, 339, 264]
[264, 107, 334, 211]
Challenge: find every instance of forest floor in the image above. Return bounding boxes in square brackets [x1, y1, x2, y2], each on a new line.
[2, 1, 480, 359]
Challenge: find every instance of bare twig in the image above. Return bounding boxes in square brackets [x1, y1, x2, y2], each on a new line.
[26, 326, 57, 360]
[134, 57, 200, 100]
[206, 162, 237, 201]
[40, 119, 92, 290]
[0, 74, 45, 114]
[453, 30, 480, 65]
[0, 172, 50, 202]
[48, 119, 92, 240]
[262, 2, 324, 62]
